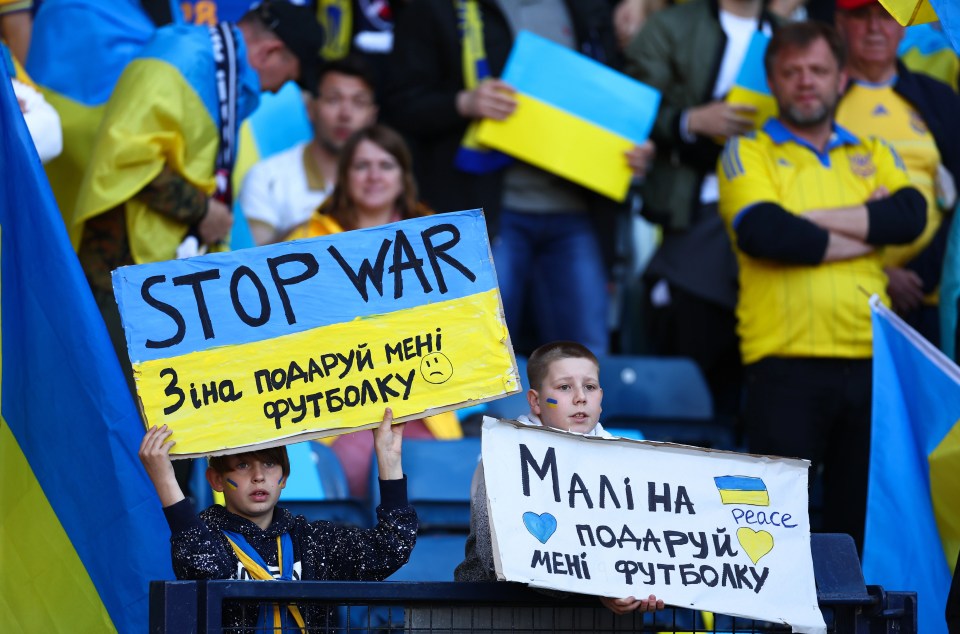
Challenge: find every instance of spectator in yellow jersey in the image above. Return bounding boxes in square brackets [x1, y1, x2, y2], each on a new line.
[718, 21, 926, 552]
[835, 0, 960, 345]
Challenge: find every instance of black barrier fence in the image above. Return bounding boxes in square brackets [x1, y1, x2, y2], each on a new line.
[149, 580, 917, 633]
[149, 535, 918, 633]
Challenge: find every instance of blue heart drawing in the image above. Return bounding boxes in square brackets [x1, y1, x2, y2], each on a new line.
[522, 512, 557, 544]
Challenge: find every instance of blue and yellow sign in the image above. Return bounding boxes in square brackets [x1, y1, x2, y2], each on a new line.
[113, 209, 519, 457]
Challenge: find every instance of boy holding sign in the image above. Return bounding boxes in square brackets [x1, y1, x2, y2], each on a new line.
[139, 408, 416, 631]
[455, 342, 664, 615]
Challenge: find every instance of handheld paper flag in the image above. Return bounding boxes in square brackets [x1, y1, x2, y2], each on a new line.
[725, 31, 778, 130]
[475, 30, 660, 202]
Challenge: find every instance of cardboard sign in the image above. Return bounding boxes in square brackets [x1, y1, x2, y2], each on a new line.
[112, 210, 519, 457]
[475, 30, 660, 202]
[483, 418, 826, 634]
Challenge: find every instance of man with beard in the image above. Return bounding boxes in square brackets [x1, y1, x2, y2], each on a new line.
[718, 20, 926, 552]
[239, 54, 378, 245]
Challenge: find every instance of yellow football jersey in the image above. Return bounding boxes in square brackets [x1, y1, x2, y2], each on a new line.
[718, 119, 912, 364]
[837, 80, 942, 268]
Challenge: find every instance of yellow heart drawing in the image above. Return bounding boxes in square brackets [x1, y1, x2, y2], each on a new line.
[737, 527, 774, 564]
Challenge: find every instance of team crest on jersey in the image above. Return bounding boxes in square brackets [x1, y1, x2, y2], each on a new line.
[908, 110, 928, 134]
[848, 152, 876, 177]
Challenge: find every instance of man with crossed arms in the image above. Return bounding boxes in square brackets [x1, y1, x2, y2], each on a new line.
[718, 21, 926, 552]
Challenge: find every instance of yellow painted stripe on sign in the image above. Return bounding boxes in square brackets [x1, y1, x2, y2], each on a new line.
[135, 289, 517, 456]
[475, 92, 635, 202]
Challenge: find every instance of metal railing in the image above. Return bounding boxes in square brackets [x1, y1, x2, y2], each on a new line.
[149, 579, 917, 633]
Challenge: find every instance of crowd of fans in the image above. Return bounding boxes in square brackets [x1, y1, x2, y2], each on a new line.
[5, 0, 960, 613]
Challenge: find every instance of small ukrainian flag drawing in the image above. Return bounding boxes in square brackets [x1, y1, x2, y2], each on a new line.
[714, 475, 770, 506]
[545, 398, 558, 408]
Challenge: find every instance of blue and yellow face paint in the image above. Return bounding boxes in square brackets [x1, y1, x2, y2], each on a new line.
[545, 398, 559, 409]
[226, 479, 239, 490]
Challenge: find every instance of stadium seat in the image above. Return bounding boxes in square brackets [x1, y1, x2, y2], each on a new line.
[597, 355, 737, 450]
[281, 441, 371, 528]
[387, 533, 468, 581]
[370, 437, 481, 533]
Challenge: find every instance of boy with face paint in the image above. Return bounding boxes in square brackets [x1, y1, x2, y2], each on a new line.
[455, 341, 664, 615]
[139, 408, 416, 631]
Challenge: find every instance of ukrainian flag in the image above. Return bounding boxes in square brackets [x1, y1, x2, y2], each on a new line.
[0, 58, 174, 631]
[878, 0, 960, 52]
[714, 475, 770, 506]
[899, 23, 959, 92]
[26, 0, 181, 241]
[475, 30, 660, 202]
[864, 296, 960, 634]
[725, 31, 778, 130]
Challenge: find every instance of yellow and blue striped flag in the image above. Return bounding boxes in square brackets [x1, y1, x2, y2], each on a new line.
[26, 0, 182, 241]
[725, 31, 778, 130]
[864, 296, 960, 634]
[475, 30, 660, 202]
[714, 475, 770, 506]
[879, 0, 960, 52]
[0, 56, 174, 632]
[899, 23, 959, 91]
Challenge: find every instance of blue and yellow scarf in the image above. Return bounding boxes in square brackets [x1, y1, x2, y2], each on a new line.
[222, 531, 306, 633]
[454, 0, 511, 173]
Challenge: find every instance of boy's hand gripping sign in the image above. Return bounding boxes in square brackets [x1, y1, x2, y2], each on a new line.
[483, 418, 826, 634]
[112, 210, 519, 457]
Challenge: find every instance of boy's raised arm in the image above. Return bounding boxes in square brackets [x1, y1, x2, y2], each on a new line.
[139, 425, 186, 508]
[373, 407, 405, 481]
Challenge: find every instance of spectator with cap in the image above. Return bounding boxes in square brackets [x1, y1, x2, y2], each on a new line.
[72, 0, 323, 495]
[74, 0, 323, 375]
[835, 0, 960, 346]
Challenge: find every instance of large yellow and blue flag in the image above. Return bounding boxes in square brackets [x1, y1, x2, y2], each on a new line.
[26, 0, 182, 240]
[864, 296, 960, 634]
[0, 55, 174, 631]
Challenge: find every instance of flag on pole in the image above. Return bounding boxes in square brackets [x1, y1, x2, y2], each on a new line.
[864, 296, 960, 634]
[0, 53, 174, 632]
[878, 0, 960, 54]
